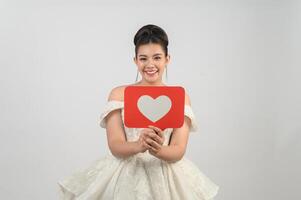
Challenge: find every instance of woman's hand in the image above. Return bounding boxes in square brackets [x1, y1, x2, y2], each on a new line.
[136, 130, 149, 153]
[144, 125, 165, 155]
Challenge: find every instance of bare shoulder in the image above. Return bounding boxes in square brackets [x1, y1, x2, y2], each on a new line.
[108, 85, 128, 101]
[184, 91, 191, 106]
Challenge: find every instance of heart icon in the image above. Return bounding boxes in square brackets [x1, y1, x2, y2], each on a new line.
[137, 95, 172, 123]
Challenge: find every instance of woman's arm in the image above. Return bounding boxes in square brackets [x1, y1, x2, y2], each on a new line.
[105, 109, 141, 159]
[105, 86, 148, 159]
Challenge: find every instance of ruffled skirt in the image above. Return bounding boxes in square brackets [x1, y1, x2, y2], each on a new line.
[58, 152, 219, 200]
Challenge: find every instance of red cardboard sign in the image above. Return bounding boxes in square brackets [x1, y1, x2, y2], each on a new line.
[124, 86, 185, 130]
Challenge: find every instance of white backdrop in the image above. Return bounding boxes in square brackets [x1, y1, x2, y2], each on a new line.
[0, 0, 300, 199]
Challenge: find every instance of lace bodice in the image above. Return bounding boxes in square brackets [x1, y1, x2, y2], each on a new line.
[99, 100, 198, 145]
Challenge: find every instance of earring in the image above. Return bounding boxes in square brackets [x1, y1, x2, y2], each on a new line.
[165, 66, 168, 82]
[135, 69, 139, 82]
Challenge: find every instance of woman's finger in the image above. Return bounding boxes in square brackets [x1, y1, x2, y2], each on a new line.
[148, 125, 163, 138]
[143, 140, 157, 152]
[148, 126, 164, 143]
[144, 131, 164, 145]
[145, 138, 162, 151]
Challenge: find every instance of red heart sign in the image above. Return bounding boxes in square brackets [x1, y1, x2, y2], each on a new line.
[124, 86, 185, 130]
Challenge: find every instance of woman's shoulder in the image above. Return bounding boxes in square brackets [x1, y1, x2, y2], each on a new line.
[175, 85, 191, 106]
[107, 84, 133, 101]
[184, 91, 191, 106]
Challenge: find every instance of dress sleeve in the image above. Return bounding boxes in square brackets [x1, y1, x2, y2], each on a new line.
[184, 105, 198, 133]
[99, 100, 124, 129]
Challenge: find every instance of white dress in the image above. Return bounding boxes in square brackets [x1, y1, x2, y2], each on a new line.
[58, 100, 219, 200]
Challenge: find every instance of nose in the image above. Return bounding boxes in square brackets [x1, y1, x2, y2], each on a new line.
[146, 59, 156, 68]
[145, 66, 156, 71]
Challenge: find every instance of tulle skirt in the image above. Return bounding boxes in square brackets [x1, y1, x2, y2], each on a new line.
[58, 152, 219, 200]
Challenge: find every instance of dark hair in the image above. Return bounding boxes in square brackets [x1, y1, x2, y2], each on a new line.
[133, 24, 169, 58]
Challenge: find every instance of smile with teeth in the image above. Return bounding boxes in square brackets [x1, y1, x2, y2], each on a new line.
[144, 69, 158, 76]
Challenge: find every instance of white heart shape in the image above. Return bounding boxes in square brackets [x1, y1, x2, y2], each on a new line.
[137, 95, 172, 123]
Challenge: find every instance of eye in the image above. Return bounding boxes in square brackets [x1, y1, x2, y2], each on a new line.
[155, 57, 161, 60]
[139, 58, 146, 61]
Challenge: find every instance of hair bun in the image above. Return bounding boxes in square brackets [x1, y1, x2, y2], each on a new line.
[133, 24, 169, 57]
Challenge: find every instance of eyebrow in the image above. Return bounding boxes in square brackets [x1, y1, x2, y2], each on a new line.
[138, 53, 163, 57]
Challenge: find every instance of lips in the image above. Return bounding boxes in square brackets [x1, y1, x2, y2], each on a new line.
[144, 69, 158, 76]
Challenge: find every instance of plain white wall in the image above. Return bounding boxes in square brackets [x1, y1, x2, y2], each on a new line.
[0, 0, 300, 199]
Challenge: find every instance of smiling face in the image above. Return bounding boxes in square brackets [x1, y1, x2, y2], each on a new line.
[134, 43, 170, 85]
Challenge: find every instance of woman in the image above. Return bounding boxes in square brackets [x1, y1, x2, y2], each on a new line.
[58, 24, 219, 200]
